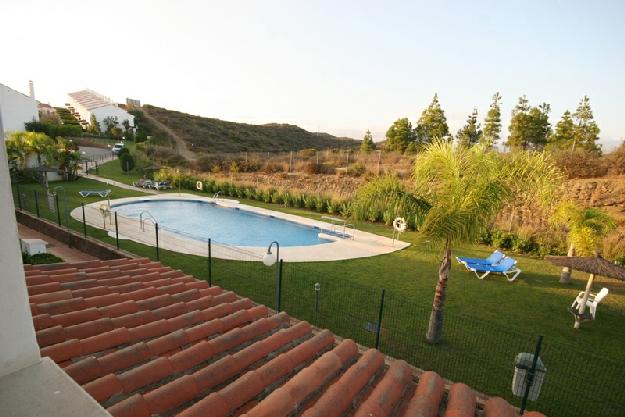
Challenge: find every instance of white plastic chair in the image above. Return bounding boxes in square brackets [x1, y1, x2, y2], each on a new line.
[571, 287, 609, 319]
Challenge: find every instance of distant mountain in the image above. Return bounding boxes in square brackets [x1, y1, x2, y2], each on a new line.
[139, 105, 360, 154]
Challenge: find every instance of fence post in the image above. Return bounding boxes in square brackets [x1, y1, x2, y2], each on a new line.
[55, 194, 61, 226]
[155, 222, 160, 261]
[95, 161, 99, 175]
[275, 259, 283, 312]
[289, 151, 293, 173]
[375, 289, 386, 350]
[34, 190, 40, 217]
[81, 203, 87, 237]
[207, 238, 212, 287]
[377, 150, 381, 175]
[114, 211, 119, 249]
[520, 335, 544, 414]
[16, 184, 22, 209]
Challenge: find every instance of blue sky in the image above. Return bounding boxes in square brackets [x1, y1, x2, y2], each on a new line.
[2, 0, 624, 149]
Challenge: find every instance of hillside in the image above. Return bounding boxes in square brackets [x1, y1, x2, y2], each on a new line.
[139, 105, 360, 153]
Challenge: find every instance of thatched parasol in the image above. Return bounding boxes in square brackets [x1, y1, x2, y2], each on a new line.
[546, 254, 625, 328]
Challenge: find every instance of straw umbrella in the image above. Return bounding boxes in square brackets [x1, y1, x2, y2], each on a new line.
[546, 254, 625, 329]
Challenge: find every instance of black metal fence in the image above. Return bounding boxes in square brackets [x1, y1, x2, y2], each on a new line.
[11, 184, 625, 417]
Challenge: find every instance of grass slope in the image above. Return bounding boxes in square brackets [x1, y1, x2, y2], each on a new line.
[140, 104, 360, 153]
[12, 169, 625, 417]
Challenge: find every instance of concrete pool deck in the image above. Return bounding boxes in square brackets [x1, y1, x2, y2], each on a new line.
[71, 193, 410, 262]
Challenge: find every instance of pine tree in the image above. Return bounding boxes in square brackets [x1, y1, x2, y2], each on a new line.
[527, 103, 551, 149]
[507, 96, 551, 150]
[482, 92, 501, 147]
[88, 114, 101, 135]
[360, 130, 375, 153]
[547, 110, 575, 150]
[384, 118, 413, 153]
[415, 94, 450, 145]
[572, 96, 601, 154]
[456, 108, 482, 147]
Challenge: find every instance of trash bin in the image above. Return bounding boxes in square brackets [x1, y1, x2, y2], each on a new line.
[512, 352, 547, 401]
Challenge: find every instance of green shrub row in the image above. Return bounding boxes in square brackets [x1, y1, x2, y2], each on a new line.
[479, 230, 567, 257]
[154, 169, 351, 217]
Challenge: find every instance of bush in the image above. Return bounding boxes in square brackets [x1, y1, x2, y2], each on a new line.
[346, 162, 366, 177]
[604, 232, 625, 265]
[491, 231, 518, 251]
[120, 153, 135, 172]
[551, 149, 607, 179]
[22, 252, 63, 265]
[229, 161, 240, 173]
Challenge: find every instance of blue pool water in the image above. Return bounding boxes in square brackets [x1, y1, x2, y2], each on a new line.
[112, 199, 332, 247]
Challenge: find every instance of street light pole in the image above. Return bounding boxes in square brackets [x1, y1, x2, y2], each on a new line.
[263, 241, 282, 312]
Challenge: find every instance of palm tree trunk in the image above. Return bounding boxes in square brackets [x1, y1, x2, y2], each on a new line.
[560, 244, 575, 284]
[426, 244, 451, 344]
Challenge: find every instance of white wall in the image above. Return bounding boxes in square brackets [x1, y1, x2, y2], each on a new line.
[91, 105, 135, 131]
[0, 84, 39, 138]
[0, 113, 41, 377]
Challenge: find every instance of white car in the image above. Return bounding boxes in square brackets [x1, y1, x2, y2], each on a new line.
[111, 143, 125, 154]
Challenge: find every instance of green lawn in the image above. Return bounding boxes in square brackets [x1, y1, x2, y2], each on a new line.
[11, 167, 625, 417]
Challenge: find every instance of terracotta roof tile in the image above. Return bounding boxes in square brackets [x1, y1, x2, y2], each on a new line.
[300, 348, 385, 417]
[443, 383, 476, 417]
[25, 258, 548, 417]
[245, 338, 358, 417]
[484, 397, 516, 417]
[352, 360, 412, 417]
[402, 371, 445, 417]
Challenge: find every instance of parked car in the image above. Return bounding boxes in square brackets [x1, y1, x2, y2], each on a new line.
[111, 143, 125, 154]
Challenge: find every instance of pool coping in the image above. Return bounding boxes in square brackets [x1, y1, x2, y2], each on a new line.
[71, 193, 410, 262]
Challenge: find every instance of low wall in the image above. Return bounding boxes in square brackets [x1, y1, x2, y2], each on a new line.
[15, 210, 136, 260]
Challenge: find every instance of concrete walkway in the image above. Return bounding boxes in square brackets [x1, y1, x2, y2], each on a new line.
[18, 224, 97, 263]
[82, 173, 159, 194]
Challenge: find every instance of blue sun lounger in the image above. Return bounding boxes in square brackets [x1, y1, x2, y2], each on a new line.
[465, 257, 522, 282]
[456, 250, 505, 266]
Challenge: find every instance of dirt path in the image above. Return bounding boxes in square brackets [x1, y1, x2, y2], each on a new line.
[141, 107, 197, 161]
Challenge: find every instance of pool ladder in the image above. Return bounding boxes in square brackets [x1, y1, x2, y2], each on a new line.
[213, 191, 221, 200]
[139, 210, 158, 232]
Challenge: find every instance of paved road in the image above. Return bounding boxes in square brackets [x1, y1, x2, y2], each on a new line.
[79, 146, 114, 161]
[82, 173, 159, 194]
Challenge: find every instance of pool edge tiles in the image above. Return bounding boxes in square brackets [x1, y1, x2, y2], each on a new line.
[71, 193, 411, 262]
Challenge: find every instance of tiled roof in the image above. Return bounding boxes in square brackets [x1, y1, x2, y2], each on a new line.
[67, 89, 116, 111]
[25, 258, 547, 417]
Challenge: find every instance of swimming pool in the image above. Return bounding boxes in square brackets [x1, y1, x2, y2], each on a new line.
[112, 199, 332, 247]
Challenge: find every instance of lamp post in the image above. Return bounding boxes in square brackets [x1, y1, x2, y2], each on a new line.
[262, 241, 282, 312]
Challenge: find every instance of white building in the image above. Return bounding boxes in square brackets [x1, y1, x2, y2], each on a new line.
[0, 82, 39, 138]
[67, 89, 135, 132]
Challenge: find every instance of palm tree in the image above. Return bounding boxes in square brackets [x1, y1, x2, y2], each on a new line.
[552, 202, 616, 284]
[413, 141, 562, 344]
[413, 141, 511, 343]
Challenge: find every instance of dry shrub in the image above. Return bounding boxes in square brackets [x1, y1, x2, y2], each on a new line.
[603, 232, 625, 264]
[262, 161, 285, 173]
[296, 161, 320, 174]
[605, 143, 625, 176]
[551, 149, 607, 179]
